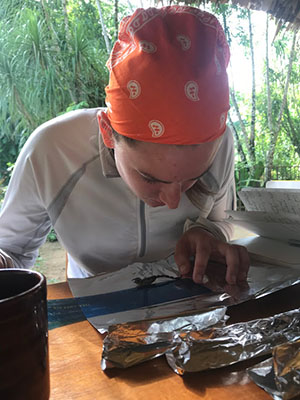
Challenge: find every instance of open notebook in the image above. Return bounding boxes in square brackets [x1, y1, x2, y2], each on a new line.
[228, 184, 300, 267]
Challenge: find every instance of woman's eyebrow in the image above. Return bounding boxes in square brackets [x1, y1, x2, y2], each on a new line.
[138, 170, 203, 184]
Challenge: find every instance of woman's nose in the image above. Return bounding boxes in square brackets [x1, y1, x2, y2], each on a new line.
[159, 183, 182, 209]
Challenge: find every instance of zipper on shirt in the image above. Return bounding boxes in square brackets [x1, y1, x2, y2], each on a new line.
[138, 200, 146, 257]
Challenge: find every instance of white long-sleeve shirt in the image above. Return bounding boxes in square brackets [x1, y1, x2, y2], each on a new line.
[0, 108, 236, 278]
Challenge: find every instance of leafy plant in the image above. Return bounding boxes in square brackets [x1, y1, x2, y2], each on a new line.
[47, 228, 58, 243]
[0, 0, 122, 181]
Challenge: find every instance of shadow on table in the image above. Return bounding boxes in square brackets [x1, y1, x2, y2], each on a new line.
[181, 355, 270, 396]
[103, 356, 173, 384]
[104, 352, 270, 394]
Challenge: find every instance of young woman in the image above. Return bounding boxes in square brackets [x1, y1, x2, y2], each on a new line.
[0, 6, 249, 284]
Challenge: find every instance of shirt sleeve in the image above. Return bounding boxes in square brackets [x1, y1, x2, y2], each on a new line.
[0, 133, 52, 268]
[184, 125, 236, 242]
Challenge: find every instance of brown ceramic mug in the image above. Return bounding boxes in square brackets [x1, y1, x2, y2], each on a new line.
[0, 269, 50, 399]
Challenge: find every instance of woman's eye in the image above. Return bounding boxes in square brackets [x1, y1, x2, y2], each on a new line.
[143, 176, 157, 185]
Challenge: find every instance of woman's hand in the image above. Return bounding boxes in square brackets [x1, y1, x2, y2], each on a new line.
[175, 227, 250, 285]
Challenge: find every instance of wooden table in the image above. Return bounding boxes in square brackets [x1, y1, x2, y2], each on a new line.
[48, 281, 300, 400]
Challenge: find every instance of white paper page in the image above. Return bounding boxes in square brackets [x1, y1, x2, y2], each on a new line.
[231, 236, 300, 267]
[266, 180, 300, 189]
[228, 219, 300, 243]
[238, 188, 300, 213]
[226, 210, 300, 225]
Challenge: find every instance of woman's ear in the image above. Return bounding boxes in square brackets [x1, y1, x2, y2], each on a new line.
[97, 111, 115, 149]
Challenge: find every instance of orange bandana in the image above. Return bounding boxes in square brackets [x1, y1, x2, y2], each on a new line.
[105, 6, 230, 145]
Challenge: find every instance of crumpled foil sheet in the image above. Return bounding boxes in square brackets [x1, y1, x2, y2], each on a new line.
[166, 308, 300, 375]
[248, 339, 300, 400]
[101, 307, 227, 369]
[102, 308, 300, 375]
[68, 255, 300, 331]
[68, 255, 300, 379]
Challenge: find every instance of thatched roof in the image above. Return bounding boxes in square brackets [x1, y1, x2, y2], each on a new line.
[225, 0, 300, 29]
[181, 0, 300, 30]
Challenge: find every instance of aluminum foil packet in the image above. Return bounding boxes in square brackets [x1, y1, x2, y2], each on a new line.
[102, 307, 300, 372]
[67, 256, 300, 373]
[166, 308, 300, 375]
[248, 339, 300, 400]
[101, 307, 228, 370]
[68, 255, 300, 332]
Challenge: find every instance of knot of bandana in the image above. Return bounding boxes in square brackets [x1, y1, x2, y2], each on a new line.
[105, 5, 230, 145]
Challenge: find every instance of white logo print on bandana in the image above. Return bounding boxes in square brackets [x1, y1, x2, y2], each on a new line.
[184, 81, 200, 101]
[149, 120, 165, 138]
[127, 80, 141, 99]
[176, 34, 191, 51]
[139, 40, 157, 53]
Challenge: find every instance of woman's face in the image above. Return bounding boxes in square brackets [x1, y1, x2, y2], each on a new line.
[112, 137, 222, 209]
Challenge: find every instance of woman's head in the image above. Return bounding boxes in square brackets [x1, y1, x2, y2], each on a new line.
[97, 5, 229, 208]
[102, 5, 230, 145]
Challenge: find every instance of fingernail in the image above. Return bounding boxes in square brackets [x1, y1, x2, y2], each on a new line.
[179, 265, 189, 275]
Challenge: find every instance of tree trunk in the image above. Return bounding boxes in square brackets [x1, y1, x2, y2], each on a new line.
[95, 0, 111, 54]
[222, 9, 255, 170]
[126, 0, 134, 12]
[264, 30, 297, 182]
[228, 113, 247, 164]
[114, 0, 119, 41]
[230, 89, 256, 166]
[265, 15, 272, 132]
[61, 0, 70, 43]
[248, 9, 256, 153]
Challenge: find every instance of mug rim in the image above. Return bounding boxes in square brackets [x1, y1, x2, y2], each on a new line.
[0, 268, 46, 304]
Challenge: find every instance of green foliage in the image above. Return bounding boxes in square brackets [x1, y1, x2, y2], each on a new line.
[47, 228, 58, 242]
[0, 0, 129, 181]
[223, 7, 300, 187]
[58, 101, 89, 115]
[1, 0, 300, 192]
[235, 161, 264, 191]
[0, 180, 6, 207]
[0, 163, 14, 205]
